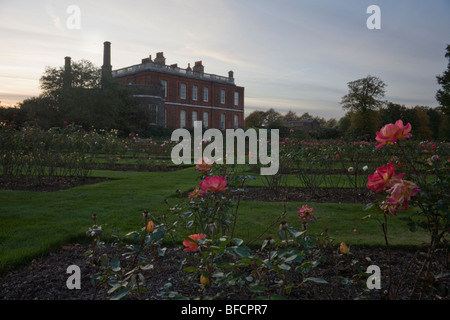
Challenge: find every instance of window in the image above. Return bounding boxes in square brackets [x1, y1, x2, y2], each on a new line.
[203, 112, 209, 129]
[220, 89, 226, 104]
[192, 85, 198, 101]
[234, 114, 239, 129]
[203, 87, 208, 102]
[161, 80, 167, 97]
[220, 114, 226, 130]
[234, 92, 239, 106]
[149, 104, 158, 125]
[180, 110, 186, 128]
[180, 83, 186, 99]
[164, 108, 167, 128]
[192, 111, 198, 127]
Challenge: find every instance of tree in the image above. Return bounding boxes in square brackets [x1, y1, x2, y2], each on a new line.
[20, 59, 148, 133]
[263, 108, 283, 128]
[244, 108, 283, 128]
[436, 44, 450, 115]
[282, 110, 300, 122]
[341, 75, 386, 112]
[341, 75, 386, 139]
[40, 59, 101, 96]
[244, 110, 266, 128]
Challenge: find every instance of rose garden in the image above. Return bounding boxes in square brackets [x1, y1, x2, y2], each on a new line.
[0, 118, 448, 300]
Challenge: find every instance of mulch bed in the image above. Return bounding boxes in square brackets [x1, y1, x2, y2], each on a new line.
[242, 186, 375, 204]
[0, 176, 110, 192]
[1, 175, 449, 301]
[0, 242, 448, 300]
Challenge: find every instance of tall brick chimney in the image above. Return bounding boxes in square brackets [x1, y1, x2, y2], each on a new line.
[193, 61, 204, 73]
[154, 52, 166, 65]
[63, 56, 72, 89]
[102, 41, 112, 85]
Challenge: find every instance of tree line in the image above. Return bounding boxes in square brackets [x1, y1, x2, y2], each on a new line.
[1, 59, 167, 137]
[244, 44, 450, 141]
[2, 45, 449, 141]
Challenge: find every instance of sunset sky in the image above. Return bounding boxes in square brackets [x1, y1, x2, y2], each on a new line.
[1, 0, 449, 120]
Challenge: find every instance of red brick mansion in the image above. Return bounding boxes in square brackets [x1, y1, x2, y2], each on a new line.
[102, 42, 244, 130]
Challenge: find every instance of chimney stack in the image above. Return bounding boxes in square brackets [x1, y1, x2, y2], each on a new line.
[193, 61, 204, 73]
[141, 55, 152, 64]
[154, 52, 166, 65]
[102, 41, 112, 85]
[63, 56, 72, 89]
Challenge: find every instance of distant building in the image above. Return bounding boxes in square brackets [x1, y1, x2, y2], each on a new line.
[283, 119, 321, 131]
[103, 42, 244, 130]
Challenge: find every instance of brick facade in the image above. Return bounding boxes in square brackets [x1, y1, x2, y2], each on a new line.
[111, 52, 244, 130]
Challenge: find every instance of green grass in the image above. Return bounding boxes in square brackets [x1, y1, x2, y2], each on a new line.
[0, 167, 430, 274]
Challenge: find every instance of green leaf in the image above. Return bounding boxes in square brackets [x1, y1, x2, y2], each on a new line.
[303, 277, 328, 284]
[110, 258, 121, 272]
[183, 266, 198, 273]
[278, 263, 291, 271]
[158, 247, 167, 256]
[233, 246, 251, 258]
[186, 220, 194, 228]
[111, 288, 129, 300]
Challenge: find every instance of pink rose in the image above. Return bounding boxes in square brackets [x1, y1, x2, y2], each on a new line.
[367, 163, 404, 193]
[375, 120, 412, 149]
[199, 176, 228, 194]
[386, 179, 420, 211]
[298, 205, 314, 222]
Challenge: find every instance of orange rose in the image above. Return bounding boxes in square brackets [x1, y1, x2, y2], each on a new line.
[183, 234, 206, 252]
[146, 221, 155, 233]
[339, 242, 350, 254]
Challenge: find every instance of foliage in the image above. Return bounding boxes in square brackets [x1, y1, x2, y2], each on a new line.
[340, 75, 386, 113]
[364, 119, 450, 299]
[436, 44, 450, 115]
[0, 122, 126, 184]
[16, 59, 157, 136]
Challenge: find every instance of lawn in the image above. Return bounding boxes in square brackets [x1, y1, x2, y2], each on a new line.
[0, 166, 430, 274]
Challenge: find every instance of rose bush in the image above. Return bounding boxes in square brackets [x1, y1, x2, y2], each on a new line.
[366, 120, 449, 299]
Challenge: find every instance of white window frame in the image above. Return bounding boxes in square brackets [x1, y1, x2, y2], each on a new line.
[164, 108, 167, 128]
[192, 85, 198, 101]
[180, 110, 186, 128]
[161, 80, 167, 97]
[203, 112, 209, 129]
[192, 111, 198, 126]
[220, 113, 226, 130]
[234, 114, 239, 129]
[234, 92, 239, 106]
[203, 87, 209, 102]
[220, 89, 226, 104]
[180, 83, 186, 100]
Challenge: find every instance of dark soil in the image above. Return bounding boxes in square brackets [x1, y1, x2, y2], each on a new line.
[1, 176, 448, 301]
[242, 186, 375, 204]
[0, 242, 449, 300]
[0, 176, 110, 192]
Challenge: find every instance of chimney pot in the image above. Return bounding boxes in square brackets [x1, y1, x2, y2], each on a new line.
[193, 60, 204, 73]
[154, 52, 166, 65]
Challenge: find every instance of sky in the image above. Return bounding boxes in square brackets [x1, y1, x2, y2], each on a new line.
[0, 0, 449, 120]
